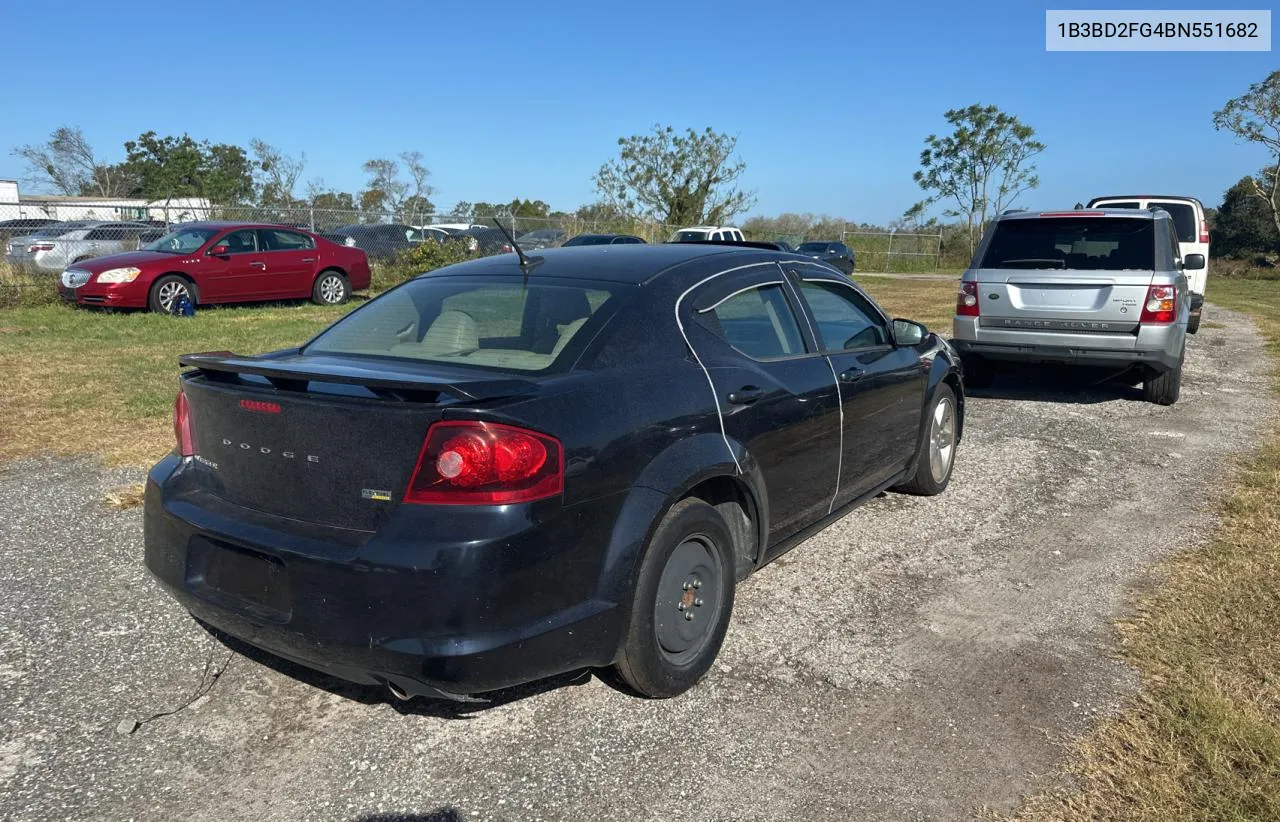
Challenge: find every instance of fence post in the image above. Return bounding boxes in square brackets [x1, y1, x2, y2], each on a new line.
[935, 231, 942, 270]
[886, 230, 894, 273]
[309, 203, 315, 231]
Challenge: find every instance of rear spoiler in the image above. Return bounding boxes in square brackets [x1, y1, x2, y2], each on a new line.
[177, 352, 538, 403]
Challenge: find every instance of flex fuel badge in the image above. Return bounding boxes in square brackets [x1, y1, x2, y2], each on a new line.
[361, 489, 392, 502]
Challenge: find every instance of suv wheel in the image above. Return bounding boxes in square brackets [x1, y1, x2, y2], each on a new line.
[1187, 308, 1203, 335]
[615, 498, 735, 698]
[895, 383, 958, 496]
[1143, 345, 1184, 405]
[312, 270, 350, 305]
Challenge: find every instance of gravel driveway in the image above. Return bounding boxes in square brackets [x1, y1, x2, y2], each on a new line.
[1, 306, 1273, 822]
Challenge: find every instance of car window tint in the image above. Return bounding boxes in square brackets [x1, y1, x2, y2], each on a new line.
[219, 229, 259, 254]
[697, 284, 806, 359]
[1147, 201, 1196, 243]
[797, 281, 888, 351]
[86, 227, 123, 241]
[1097, 201, 1140, 209]
[261, 229, 314, 251]
[981, 217, 1155, 271]
[306, 279, 619, 372]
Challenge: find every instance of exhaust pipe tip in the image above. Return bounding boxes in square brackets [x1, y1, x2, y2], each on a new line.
[386, 680, 412, 701]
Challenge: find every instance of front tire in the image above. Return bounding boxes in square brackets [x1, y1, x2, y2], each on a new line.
[1143, 344, 1184, 405]
[148, 275, 195, 314]
[615, 498, 736, 698]
[895, 383, 958, 496]
[312, 270, 350, 305]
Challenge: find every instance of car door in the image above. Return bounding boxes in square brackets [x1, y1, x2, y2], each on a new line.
[258, 228, 318, 298]
[685, 266, 842, 548]
[788, 266, 928, 503]
[206, 228, 268, 301]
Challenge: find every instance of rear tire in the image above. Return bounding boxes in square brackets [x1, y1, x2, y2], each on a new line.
[1187, 308, 1202, 335]
[148, 275, 195, 314]
[895, 383, 958, 496]
[312, 270, 350, 305]
[961, 355, 995, 389]
[1143, 347, 1183, 406]
[615, 498, 736, 698]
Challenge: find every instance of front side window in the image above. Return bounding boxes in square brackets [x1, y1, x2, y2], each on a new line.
[217, 229, 259, 254]
[797, 280, 888, 351]
[696, 283, 806, 360]
[306, 277, 622, 373]
[980, 217, 1155, 271]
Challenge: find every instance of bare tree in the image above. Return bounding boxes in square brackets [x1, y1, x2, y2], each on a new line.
[1214, 70, 1280, 238]
[12, 126, 134, 197]
[250, 139, 305, 205]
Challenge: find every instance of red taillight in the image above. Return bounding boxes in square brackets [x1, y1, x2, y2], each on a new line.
[956, 281, 980, 317]
[501, 243, 513, 254]
[173, 391, 194, 457]
[239, 399, 281, 413]
[404, 421, 563, 505]
[1199, 218, 1209, 245]
[29, 243, 55, 252]
[1140, 284, 1177, 324]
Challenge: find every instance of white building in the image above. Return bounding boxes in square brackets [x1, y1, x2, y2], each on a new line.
[0, 180, 211, 223]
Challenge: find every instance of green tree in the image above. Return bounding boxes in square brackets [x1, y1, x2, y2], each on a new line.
[122, 131, 254, 204]
[594, 125, 756, 226]
[360, 152, 434, 221]
[910, 104, 1044, 253]
[251, 139, 305, 206]
[12, 126, 136, 197]
[1213, 173, 1280, 257]
[1214, 70, 1280, 239]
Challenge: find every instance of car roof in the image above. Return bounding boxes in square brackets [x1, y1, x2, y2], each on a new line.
[996, 208, 1170, 222]
[181, 221, 315, 230]
[418, 242, 793, 284]
[1087, 195, 1204, 208]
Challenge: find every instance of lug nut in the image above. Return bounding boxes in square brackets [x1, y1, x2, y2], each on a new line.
[694, 598, 703, 607]
[684, 612, 694, 621]
[692, 579, 702, 589]
[677, 602, 685, 611]
[682, 582, 692, 591]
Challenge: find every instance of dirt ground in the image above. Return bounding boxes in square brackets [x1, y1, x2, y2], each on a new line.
[0, 306, 1273, 822]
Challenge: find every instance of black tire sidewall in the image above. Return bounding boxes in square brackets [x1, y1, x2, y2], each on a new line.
[617, 498, 736, 698]
[912, 383, 957, 495]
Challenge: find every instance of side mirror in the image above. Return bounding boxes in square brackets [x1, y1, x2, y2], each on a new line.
[892, 318, 927, 346]
[1183, 253, 1205, 271]
[209, 245, 229, 256]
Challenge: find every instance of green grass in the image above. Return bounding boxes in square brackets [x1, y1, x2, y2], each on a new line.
[1010, 275, 1280, 821]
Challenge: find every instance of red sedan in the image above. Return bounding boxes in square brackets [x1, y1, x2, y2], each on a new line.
[57, 222, 372, 312]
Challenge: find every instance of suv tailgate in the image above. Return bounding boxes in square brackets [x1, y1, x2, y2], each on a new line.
[973, 268, 1153, 337]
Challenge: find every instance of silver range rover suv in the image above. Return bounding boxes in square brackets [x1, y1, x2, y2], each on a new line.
[952, 208, 1201, 406]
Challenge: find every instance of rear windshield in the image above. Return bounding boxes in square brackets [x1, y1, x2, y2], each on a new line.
[795, 242, 829, 253]
[31, 222, 89, 237]
[670, 230, 709, 242]
[1148, 201, 1197, 243]
[980, 218, 1155, 271]
[305, 276, 624, 372]
[563, 235, 611, 246]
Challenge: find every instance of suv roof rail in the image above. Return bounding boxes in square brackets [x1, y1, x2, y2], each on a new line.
[667, 239, 786, 251]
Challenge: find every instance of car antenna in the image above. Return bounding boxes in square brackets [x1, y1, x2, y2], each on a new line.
[492, 218, 543, 278]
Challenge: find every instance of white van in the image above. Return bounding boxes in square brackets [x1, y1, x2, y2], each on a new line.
[1087, 195, 1208, 331]
[668, 225, 745, 243]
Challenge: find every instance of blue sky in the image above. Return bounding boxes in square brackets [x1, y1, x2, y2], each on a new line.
[1, 0, 1274, 223]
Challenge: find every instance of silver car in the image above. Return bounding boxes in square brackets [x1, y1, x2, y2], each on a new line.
[4, 220, 155, 274]
[952, 208, 1199, 405]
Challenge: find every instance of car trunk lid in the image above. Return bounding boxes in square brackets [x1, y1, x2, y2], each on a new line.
[177, 351, 538, 532]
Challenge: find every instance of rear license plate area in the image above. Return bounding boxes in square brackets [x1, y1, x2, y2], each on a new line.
[185, 536, 291, 622]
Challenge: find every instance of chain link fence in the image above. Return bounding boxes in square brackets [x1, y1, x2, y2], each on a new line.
[2, 198, 944, 307]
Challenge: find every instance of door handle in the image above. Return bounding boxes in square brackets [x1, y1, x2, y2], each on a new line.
[301, 257, 316, 262]
[839, 367, 865, 384]
[250, 261, 267, 269]
[727, 386, 766, 405]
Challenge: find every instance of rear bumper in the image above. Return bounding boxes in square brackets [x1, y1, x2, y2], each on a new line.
[143, 456, 627, 699]
[952, 316, 1184, 372]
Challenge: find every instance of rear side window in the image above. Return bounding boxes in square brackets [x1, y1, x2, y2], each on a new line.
[981, 218, 1155, 271]
[306, 278, 621, 372]
[696, 283, 806, 359]
[260, 229, 314, 251]
[1148, 201, 1197, 243]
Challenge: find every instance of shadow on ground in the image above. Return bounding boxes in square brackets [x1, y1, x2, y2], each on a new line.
[353, 810, 463, 822]
[968, 363, 1145, 404]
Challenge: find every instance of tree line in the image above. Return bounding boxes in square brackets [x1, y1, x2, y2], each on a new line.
[11, 68, 1278, 257]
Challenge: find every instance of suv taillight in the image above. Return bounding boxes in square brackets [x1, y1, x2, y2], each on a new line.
[1199, 218, 1209, 245]
[956, 281, 980, 317]
[1140, 284, 1177, 324]
[404, 421, 563, 505]
[173, 391, 194, 457]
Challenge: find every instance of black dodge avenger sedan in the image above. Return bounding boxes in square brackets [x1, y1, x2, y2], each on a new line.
[144, 242, 964, 701]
